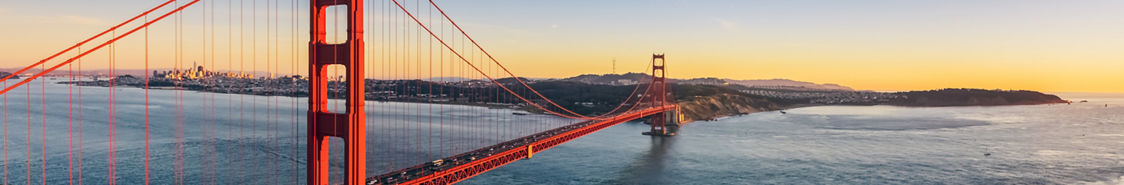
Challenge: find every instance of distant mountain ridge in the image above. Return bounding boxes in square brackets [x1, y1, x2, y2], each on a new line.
[560, 73, 854, 91]
[561, 73, 651, 86]
[724, 79, 853, 91]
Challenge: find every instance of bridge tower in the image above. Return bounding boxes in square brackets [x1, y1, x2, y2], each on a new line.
[308, 0, 365, 184]
[644, 54, 676, 136]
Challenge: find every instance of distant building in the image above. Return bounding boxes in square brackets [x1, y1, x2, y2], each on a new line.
[611, 79, 637, 85]
[155, 63, 254, 80]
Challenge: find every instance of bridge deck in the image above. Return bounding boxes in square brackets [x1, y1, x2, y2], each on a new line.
[368, 105, 676, 185]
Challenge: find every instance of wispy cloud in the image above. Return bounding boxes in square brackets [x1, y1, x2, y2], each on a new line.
[712, 17, 737, 32]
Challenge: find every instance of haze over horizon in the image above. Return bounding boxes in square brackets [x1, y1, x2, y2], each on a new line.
[2, 0, 1122, 93]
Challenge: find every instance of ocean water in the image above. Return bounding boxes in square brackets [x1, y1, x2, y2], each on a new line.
[2, 79, 1123, 184]
[462, 94, 1124, 185]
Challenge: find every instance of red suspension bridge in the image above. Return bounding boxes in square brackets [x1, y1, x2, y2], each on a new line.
[0, 0, 678, 184]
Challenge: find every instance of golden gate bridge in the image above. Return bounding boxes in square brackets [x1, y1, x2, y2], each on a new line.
[0, 0, 678, 184]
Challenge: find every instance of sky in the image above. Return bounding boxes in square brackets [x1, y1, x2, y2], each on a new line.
[1, 0, 1122, 92]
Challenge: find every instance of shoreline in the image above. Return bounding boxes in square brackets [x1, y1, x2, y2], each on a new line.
[693, 102, 1074, 123]
[51, 78, 1075, 126]
[65, 81, 541, 114]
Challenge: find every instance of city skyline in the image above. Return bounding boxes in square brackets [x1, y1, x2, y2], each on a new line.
[2, 0, 1123, 93]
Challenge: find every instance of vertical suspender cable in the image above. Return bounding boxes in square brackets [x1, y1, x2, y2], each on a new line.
[438, 3, 445, 158]
[367, 0, 374, 175]
[366, 0, 375, 172]
[143, 14, 150, 185]
[173, 1, 182, 181]
[109, 30, 116, 185]
[251, 0, 258, 173]
[2, 52, 7, 185]
[385, 0, 392, 170]
[76, 46, 83, 185]
[25, 69, 30, 185]
[427, 1, 434, 162]
[395, 0, 401, 167]
[227, 0, 235, 181]
[200, 0, 210, 182]
[208, 0, 217, 183]
[67, 43, 74, 185]
[39, 61, 46, 185]
[270, 1, 278, 183]
[390, 3, 398, 169]
[238, 0, 246, 180]
[413, 0, 420, 164]
[263, 1, 272, 182]
[294, 0, 301, 179]
[289, 0, 298, 182]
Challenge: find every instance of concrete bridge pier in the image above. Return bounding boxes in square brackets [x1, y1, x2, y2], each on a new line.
[643, 106, 680, 137]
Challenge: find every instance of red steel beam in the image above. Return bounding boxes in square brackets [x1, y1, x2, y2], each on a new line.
[307, 0, 365, 184]
[647, 54, 670, 135]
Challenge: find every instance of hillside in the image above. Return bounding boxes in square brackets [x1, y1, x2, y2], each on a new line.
[522, 80, 786, 123]
[890, 89, 1068, 106]
[0, 72, 15, 79]
[60, 72, 1068, 124]
[671, 84, 782, 122]
[515, 81, 786, 123]
[724, 79, 853, 91]
[561, 73, 650, 86]
[561, 73, 853, 91]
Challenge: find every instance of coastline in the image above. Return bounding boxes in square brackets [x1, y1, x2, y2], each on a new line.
[689, 101, 1073, 124]
[56, 78, 1073, 127]
[60, 80, 539, 114]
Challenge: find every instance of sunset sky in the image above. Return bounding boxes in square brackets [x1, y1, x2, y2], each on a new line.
[1, 0, 1122, 92]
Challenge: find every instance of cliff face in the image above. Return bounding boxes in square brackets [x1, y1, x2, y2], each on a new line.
[677, 93, 780, 123]
[672, 84, 781, 123]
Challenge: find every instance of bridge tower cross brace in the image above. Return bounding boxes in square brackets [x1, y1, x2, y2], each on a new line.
[307, 0, 365, 184]
[648, 54, 669, 136]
